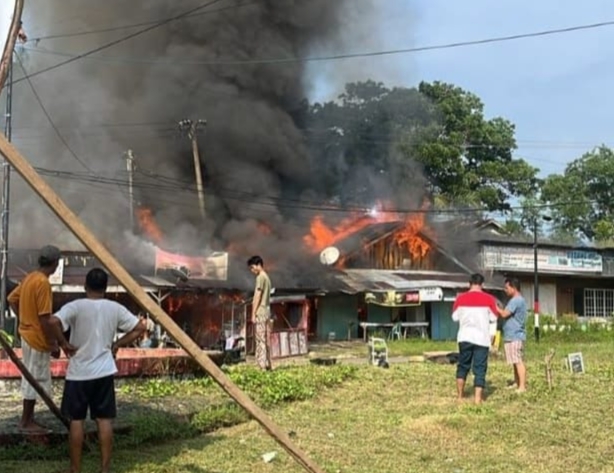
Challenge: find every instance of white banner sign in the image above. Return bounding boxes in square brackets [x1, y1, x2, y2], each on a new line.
[482, 245, 603, 274]
[49, 258, 65, 285]
[419, 287, 443, 302]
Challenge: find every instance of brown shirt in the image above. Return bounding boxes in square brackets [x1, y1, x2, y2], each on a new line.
[254, 271, 271, 317]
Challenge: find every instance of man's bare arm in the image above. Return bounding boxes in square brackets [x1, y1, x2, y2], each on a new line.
[49, 316, 77, 357]
[497, 306, 512, 318]
[39, 314, 58, 346]
[112, 320, 146, 354]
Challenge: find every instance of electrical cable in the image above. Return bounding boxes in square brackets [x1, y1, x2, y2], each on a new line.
[20, 19, 614, 68]
[14, 52, 95, 173]
[26, 1, 259, 43]
[11, 0, 228, 85]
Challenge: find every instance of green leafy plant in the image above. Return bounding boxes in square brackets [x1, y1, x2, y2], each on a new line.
[0, 329, 14, 346]
[119, 364, 357, 408]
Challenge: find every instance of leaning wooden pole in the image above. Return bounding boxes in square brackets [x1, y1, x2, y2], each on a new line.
[0, 134, 326, 473]
[0, 0, 24, 94]
[0, 332, 70, 429]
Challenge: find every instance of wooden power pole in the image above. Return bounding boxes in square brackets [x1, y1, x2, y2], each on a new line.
[0, 134, 327, 473]
[0, 0, 24, 94]
[178, 119, 206, 221]
[0, 0, 24, 329]
[125, 150, 135, 232]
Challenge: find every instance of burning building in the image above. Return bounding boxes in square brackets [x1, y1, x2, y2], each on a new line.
[298, 205, 497, 341]
[5, 2, 500, 351]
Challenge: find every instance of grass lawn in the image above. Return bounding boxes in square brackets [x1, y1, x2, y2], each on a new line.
[3, 334, 614, 473]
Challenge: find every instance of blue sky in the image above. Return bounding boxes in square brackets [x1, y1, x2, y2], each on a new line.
[310, 0, 614, 178]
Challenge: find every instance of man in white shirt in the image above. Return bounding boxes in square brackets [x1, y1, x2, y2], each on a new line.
[452, 273, 499, 404]
[50, 268, 145, 473]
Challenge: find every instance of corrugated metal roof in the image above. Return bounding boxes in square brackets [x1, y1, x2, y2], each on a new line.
[335, 269, 501, 293]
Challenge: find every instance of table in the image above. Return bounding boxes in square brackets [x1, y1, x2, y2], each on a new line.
[359, 322, 429, 342]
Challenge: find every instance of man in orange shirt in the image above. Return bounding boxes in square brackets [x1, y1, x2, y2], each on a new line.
[8, 245, 62, 433]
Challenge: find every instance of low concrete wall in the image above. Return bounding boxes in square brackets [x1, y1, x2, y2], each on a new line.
[0, 348, 220, 379]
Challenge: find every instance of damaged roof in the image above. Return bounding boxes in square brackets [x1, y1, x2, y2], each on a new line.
[334, 269, 502, 294]
[334, 221, 405, 256]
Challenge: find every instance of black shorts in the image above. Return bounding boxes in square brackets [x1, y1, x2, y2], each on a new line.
[61, 375, 117, 421]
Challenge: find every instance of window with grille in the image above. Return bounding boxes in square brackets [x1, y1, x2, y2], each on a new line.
[583, 288, 614, 317]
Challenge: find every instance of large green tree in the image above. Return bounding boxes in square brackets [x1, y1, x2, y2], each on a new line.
[410, 81, 539, 211]
[305, 80, 539, 211]
[542, 146, 614, 241]
[304, 80, 434, 204]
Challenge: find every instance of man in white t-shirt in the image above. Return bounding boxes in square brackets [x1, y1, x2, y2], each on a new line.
[50, 268, 145, 473]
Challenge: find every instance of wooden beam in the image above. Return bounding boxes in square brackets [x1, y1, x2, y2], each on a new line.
[0, 0, 24, 93]
[0, 332, 70, 429]
[0, 134, 327, 473]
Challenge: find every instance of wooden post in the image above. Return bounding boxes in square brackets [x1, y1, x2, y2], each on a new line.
[0, 0, 24, 93]
[0, 332, 70, 429]
[0, 134, 326, 473]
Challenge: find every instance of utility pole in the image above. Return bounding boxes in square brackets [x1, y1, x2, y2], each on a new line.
[125, 150, 135, 232]
[178, 119, 207, 221]
[532, 214, 552, 343]
[0, 50, 12, 330]
[0, 0, 25, 93]
[0, 2, 26, 330]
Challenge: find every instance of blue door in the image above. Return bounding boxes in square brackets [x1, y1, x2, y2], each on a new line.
[431, 302, 458, 341]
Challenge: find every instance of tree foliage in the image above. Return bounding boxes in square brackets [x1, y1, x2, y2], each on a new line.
[412, 81, 539, 211]
[304, 80, 539, 211]
[541, 146, 614, 241]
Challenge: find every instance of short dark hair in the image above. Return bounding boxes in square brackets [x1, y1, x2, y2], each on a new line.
[469, 273, 484, 286]
[504, 277, 521, 291]
[247, 255, 263, 267]
[38, 256, 57, 268]
[85, 268, 108, 292]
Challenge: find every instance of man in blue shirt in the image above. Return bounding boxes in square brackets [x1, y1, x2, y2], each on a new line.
[497, 277, 527, 392]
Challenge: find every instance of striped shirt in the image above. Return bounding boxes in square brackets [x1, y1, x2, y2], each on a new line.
[452, 290, 498, 347]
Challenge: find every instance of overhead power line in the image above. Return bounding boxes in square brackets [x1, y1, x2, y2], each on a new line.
[11, 0, 227, 85]
[26, 1, 259, 43]
[19, 19, 614, 68]
[32, 164, 594, 216]
[14, 53, 94, 173]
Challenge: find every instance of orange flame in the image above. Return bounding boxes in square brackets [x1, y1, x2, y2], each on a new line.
[393, 213, 431, 260]
[257, 222, 272, 235]
[304, 201, 432, 263]
[303, 202, 397, 253]
[218, 292, 245, 304]
[167, 296, 183, 315]
[136, 207, 164, 244]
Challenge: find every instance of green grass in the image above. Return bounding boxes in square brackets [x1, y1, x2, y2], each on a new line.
[3, 335, 614, 473]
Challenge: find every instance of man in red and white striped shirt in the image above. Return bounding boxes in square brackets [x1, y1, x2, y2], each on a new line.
[452, 273, 498, 404]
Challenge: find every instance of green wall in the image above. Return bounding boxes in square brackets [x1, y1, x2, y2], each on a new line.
[317, 294, 359, 340]
[366, 304, 392, 324]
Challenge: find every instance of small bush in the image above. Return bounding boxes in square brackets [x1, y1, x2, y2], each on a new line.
[120, 364, 357, 407]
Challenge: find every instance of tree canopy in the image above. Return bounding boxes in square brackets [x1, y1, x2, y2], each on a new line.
[541, 146, 614, 242]
[304, 80, 540, 212]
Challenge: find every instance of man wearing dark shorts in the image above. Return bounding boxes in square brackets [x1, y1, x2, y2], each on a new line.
[452, 273, 498, 404]
[51, 268, 145, 473]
